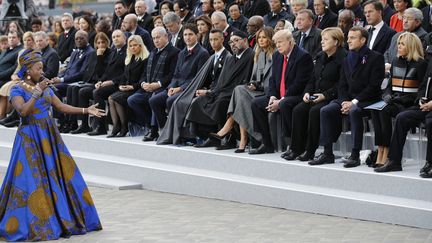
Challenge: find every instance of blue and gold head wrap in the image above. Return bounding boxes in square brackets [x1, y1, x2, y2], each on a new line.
[17, 49, 43, 79]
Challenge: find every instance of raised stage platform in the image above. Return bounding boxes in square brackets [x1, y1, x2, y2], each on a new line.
[0, 126, 431, 230]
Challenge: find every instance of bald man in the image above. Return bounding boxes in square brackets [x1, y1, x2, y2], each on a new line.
[135, 0, 154, 32]
[123, 13, 154, 51]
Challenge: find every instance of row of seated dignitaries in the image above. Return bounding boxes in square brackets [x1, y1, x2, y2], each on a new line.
[22, 20, 430, 178]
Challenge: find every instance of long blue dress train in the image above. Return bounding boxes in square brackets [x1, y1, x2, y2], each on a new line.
[0, 83, 102, 241]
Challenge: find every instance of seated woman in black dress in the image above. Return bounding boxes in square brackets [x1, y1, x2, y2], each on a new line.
[107, 35, 149, 137]
[283, 27, 347, 162]
[67, 32, 112, 134]
[209, 27, 275, 152]
[372, 32, 427, 167]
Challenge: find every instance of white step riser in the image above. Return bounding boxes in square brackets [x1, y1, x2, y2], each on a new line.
[134, 170, 432, 230]
[1, 143, 431, 203]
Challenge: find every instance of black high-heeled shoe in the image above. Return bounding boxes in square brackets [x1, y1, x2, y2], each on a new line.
[209, 132, 228, 141]
[117, 127, 128, 137]
[107, 125, 120, 138]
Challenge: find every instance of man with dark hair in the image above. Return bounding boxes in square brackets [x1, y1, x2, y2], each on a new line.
[145, 23, 210, 141]
[250, 29, 314, 155]
[127, 27, 180, 140]
[264, 0, 295, 28]
[158, 29, 230, 145]
[293, 9, 322, 59]
[188, 31, 254, 148]
[174, 0, 195, 24]
[112, 1, 128, 30]
[228, 3, 248, 33]
[363, 0, 396, 54]
[57, 13, 77, 63]
[343, 0, 366, 26]
[31, 18, 43, 32]
[379, 0, 395, 25]
[310, 26, 384, 167]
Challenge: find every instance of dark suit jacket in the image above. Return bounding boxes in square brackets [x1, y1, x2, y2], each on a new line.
[122, 57, 147, 89]
[421, 5, 432, 33]
[169, 44, 210, 90]
[293, 27, 322, 59]
[338, 47, 384, 108]
[101, 45, 128, 85]
[383, 5, 395, 25]
[137, 13, 154, 32]
[369, 23, 396, 55]
[60, 45, 96, 83]
[85, 47, 111, 83]
[57, 27, 77, 63]
[0, 45, 23, 82]
[264, 10, 295, 28]
[268, 45, 314, 99]
[41, 45, 60, 79]
[223, 25, 238, 53]
[244, 0, 270, 18]
[140, 43, 181, 90]
[172, 27, 186, 51]
[127, 26, 155, 51]
[314, 9, 338, 29]
[230, 15, 248, 33]
[112, 13, 127, 30]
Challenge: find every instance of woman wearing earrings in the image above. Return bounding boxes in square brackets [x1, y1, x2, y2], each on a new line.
[0, 49, 104, 241]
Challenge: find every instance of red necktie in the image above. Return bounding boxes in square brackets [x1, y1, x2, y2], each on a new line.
[280, 55, 287, 98]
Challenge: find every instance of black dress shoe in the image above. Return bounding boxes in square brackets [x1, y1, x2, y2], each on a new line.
[420, 161, 432, 174]
[142, 129, 159, 141]
[117, 128, 128, 137]
[216, 140, 237, 150]
[420, 163, 432, 178]
[3, 120, 20, 128]
[308, 153, 335, 165]
[342, 155, 361, 168]
[0, 110, 18, 125]
[297, 151, 315, 162]
[61, 124, 73, 133]
[87, 127, 107, 136]
[281, 150, 300, 160]
[209, 132, 228, 141]
[248, 144, 274, 155]
[374, 159, 402, 172]
[70, 125, 91, 134]
[234, 148, 245, 153]
[194, 137, 220, 148]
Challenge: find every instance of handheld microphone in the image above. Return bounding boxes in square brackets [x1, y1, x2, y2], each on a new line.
[39, 76, 58, 92]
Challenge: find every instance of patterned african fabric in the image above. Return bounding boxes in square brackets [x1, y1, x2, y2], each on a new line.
[0, 82, 102, 241]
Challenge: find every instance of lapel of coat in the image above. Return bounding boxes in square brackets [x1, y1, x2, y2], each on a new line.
[286, 46, 298, 80]
[372, 25, 386, 49]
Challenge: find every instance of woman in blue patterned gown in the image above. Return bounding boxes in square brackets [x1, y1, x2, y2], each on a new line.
[0, 50, 105, 241]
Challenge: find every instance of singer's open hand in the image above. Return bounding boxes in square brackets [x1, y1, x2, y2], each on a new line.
[87, 103, 106, 118]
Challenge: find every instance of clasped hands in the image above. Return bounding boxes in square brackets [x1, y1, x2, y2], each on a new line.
[266, 97, 281, 113]
[340, 101, 354, 115]
[420, 100, 432, 112]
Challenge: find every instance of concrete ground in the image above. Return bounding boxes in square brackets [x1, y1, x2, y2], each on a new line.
[52, 186, 432, 243]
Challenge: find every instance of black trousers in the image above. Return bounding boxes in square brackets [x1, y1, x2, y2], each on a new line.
[388, 107, 432, 163]
[290, 100, 328, 154]
[127, 90, 154, 127]
[319, 100, 366, 153]
[149, 90, 181, 129]
[370, 104, 400, 146]
[251, 95, 302, 148]
[91, 85, 118, 130]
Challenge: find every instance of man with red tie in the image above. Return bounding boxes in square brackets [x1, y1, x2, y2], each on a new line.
[250, 29, 314, 154]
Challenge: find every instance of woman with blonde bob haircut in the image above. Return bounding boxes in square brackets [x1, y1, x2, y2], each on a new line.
[107, 35, 149, 137]
[372, 32, 428, 169]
